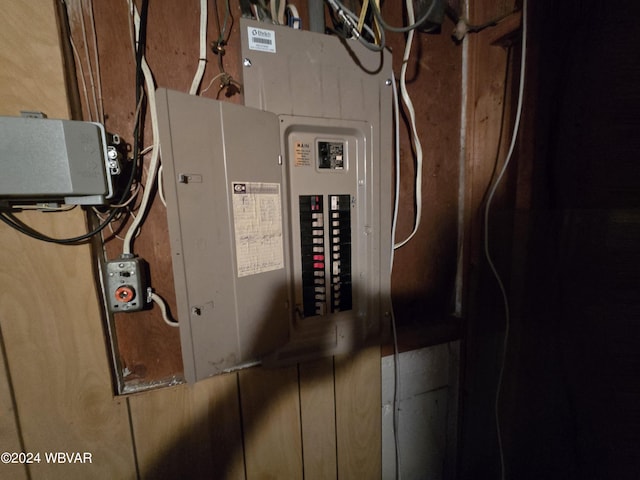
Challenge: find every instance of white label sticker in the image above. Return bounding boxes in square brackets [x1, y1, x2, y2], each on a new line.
[247, 26, 276, 53]
[232, 182, 284, 277]
[294, 141, 311, 167]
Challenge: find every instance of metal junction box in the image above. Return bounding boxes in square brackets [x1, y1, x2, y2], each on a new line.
[0, 116, 113, 206]
[156, 21, 392, 382]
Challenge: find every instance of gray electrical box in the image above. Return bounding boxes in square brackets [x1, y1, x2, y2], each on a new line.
[241, 19, 393, 366]
[0, 116, 113, 205]
[157, 21, 392, 382]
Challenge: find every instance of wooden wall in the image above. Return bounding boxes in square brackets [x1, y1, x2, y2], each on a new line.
[456, 0, 523, 478]
[0, 1, 382, 478]
[0, 0, 525, 477]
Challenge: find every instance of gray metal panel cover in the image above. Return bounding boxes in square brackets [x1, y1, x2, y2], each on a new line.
[241, 19, 393, 361]
[156, 88, 289, 382]
[0, 116, 110, 201]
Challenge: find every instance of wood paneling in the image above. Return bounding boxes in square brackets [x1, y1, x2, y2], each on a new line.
[0, 340, 26, 480]
[0, 2, 458, 480]
[457, 1, 525, 478]
[299, 358, 337, 480]
[0, 212, 136, 480]
[130, 373, 245, 479]
[239, 366, 303, 479]
[0, 3, 136, 479]
[335, 346, 382, 479]
[0, 1, 70, 118]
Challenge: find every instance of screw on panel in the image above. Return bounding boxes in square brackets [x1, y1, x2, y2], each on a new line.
[243, 58, 252, 67]
[385, 79, 392, 86]
[192, 306, 202, 316]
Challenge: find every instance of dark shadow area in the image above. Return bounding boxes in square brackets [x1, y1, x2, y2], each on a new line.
[459, 1, 640, 478]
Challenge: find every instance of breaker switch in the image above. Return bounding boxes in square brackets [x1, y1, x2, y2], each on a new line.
[300, 194, 326, 317]
[328, 194, 352, 313]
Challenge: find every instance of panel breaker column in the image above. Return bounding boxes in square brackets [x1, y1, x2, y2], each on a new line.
[329, 195, 352, 313]
[299, 195, 326, 317]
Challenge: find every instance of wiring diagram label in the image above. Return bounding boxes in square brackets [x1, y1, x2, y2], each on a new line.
[232, 182, 284, 277]
[247, 27, 276, 53]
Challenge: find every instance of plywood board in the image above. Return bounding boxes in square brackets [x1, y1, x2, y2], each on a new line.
[0, 1, 136, 478]
[238, 366, 303, 479]
[335, 346, 382, 479]
[0, 212, 137, 480]
[383, 6, 463, 322]
[463, 0, 518, 282]
[129, 373, 245, 480]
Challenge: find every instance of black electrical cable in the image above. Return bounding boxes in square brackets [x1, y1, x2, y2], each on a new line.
[446, 5, 516, 33]
[0, 207, 120, 245]
[126, 0, 149, 206]
[213, 0, 231, 48]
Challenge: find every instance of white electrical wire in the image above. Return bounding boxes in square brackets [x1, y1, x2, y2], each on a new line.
[200, 71, 228, 95]
[271, 0, 286, 24]
[391, 71, 401, 264]
[87, 0, 105, 123]
[78, 0, 100, 122]
[189, 0, 208, 95]
[486, 2, 528, 479]
[109, 182, 142, 208]
[393, 0, 424, 250]
[285, 4, 301, 29]
[150, 292, 179, 327]
[157, 164, 167, 207]
[68, 35, 92, 121]
[389, 71, 403, 480]
[123, 0, 161, 256]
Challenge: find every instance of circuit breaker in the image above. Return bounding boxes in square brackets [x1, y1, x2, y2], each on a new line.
[157, 20, 392, 382]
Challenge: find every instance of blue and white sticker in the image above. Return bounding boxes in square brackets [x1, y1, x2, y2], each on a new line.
[247, 26, 276, 53]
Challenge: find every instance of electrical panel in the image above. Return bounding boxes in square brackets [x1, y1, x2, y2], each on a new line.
[157, 21, 392, 382]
